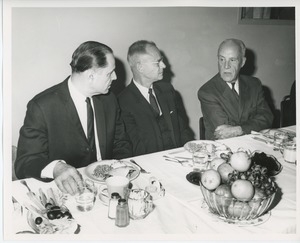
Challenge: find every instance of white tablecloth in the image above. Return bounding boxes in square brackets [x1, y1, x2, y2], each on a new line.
[7, 126, 298, 240]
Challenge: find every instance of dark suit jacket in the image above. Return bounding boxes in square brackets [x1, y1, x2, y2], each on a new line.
[117, 81, 193, 156]
[15, 77, 132, 180]
[198, 74, 273, 140]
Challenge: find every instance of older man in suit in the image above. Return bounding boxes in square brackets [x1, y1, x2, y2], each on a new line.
[15, 41, 132, 195]
[118, 40, 193, 156]
[198, 38, 273, 140]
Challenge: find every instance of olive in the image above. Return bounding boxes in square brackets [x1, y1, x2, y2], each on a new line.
[47, 211, 57, 220]
[50, 206, 60, 211]
[63, 211, 73, 219]
[45, 203, 53, 209]
[35, 217, 43, 225]
[56, 212, 63, 219]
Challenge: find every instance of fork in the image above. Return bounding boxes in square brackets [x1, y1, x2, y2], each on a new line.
[130, 159, 150, 174]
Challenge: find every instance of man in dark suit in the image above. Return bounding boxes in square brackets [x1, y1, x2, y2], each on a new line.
[15, 41, 132, 195]
[198, 38, 273, 140]
[118, 40, 193, 156]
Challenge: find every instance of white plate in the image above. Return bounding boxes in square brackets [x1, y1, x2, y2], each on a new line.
[184, 140, 230, 154]
[85, 160, 140, 184]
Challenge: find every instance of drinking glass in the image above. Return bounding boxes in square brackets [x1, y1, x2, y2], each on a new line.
[75, 179, 96, 212]
[192, 149, 209, 172]
[273, 131, 289, 151]
[282, 142, 296, 164]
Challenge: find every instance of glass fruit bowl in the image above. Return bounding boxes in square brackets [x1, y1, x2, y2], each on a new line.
[200, 182, 277, 224]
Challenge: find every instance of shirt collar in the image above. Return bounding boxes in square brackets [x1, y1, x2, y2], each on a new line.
[133, 79, 153, 99]
[68, 77, 87, 102]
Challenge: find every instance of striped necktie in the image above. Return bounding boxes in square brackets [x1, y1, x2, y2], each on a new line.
[231, 82, 239, 100]
[148, 88, 160, 116]
[86, 97, 97, 162]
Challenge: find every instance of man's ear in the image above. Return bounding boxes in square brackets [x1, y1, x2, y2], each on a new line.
[241, 57, 246, 68]
[84, 69, 95, 81]
[136, 62, 143, 73]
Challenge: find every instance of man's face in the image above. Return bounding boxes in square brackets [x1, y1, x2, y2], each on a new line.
[91, 53, 117, 95]
[140, 45, 166, 86]
[218, 43, 246, 83]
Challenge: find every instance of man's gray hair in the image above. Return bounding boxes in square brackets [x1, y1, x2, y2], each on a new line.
[218, 38, 246, 57]
[127, 40, 157, 67]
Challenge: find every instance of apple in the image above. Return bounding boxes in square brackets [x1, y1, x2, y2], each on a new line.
[229, 151, 251, 172]
[217, 163, 235, 183]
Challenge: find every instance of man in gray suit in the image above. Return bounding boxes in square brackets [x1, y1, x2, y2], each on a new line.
[198, 38, 273, 140]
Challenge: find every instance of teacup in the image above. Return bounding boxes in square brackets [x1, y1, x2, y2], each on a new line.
[100, 176, 130, 199]
[128, 189, 154, 220]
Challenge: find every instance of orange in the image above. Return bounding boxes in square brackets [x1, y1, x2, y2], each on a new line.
[201, 169, 221, 191]
[229, 151, 251, 172]
[217, 163, 235, 183]
[210, 158, 226, 170]
[231, 179, 255, 202]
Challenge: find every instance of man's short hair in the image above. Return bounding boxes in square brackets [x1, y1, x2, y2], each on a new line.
[70, 41, 113, 73]
[127, 40, 157, 66]
[218, 38, 246, 58]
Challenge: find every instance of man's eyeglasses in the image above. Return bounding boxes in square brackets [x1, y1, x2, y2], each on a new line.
[143, 57, 164, 67]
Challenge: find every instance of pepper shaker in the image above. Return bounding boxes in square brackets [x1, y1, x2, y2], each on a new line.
[108, 192, 121, 219]
[115, 198, 130, 227]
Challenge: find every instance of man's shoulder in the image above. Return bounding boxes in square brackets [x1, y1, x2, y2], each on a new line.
[199, 74, 220, 92]
[117, 82, 135, 100]
[240, 75, 262, 87]
[31, 79, 68, 103]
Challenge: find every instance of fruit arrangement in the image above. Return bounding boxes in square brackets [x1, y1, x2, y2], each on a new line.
[200, 150, 278, 221]
[25, 188, 79, 234]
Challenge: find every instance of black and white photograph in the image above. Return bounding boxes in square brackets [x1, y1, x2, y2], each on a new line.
[2, 0, 299, 242]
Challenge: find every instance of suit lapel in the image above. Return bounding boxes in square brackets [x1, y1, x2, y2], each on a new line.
[128, 81, 157, 116]
[216, 75, 240, 121]
[238, 76, 249, 120]
[154, 83, 176, 145]
[93, 96, 107, 159]
[58, 80, 87, 142]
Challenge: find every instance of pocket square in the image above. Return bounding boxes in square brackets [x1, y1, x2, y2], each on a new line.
[170, 110, 174, 114]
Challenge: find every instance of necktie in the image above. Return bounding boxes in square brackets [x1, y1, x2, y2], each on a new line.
[86, 97, 97, 162]
[148, 88, 160, 116]
[231, 82, 239, 100]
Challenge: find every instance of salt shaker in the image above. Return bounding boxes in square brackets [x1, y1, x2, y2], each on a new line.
[108, 192, 121, 219]
[115, 198, 130, 227]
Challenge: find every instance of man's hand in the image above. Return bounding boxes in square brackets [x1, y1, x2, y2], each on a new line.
[53, 161, 84, 195]
[214, 124, 243, 139]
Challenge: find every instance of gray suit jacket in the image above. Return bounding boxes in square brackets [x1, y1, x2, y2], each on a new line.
[198, 74, 273, 140]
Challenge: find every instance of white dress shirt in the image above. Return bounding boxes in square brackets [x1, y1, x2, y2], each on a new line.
[41, 77, 101, 178]
[133, 80, 162, 115]
[227, 79, 239, 95]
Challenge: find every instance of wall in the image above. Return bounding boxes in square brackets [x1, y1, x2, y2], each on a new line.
[10, 7, 295, 145]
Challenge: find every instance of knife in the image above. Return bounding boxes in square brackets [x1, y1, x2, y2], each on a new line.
[130, 159, 150, 174]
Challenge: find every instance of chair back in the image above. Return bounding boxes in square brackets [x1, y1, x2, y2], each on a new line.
[280, 95, 296, 127]
[12, 145, 18, 181]
[199, 117, 205, 140]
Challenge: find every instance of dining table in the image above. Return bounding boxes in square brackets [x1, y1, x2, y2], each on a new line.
[7, 126, 298, 241]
